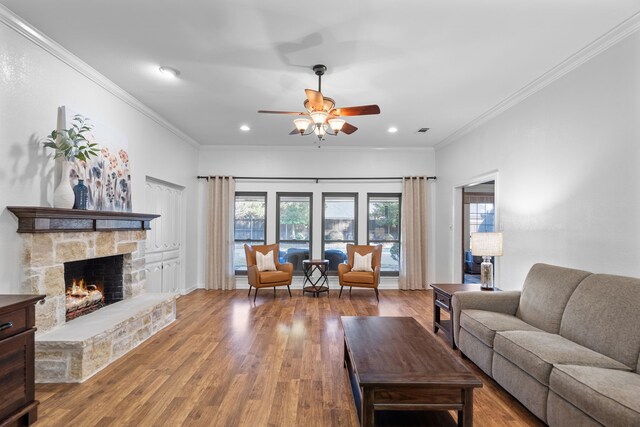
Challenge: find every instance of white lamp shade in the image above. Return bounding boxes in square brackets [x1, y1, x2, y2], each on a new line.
[314, 125, 326, 136]
[470, 232, 503, 257]
[293, 118, 311, 132]
[328, 118, 345, 132]
[310, 110, 328, 124]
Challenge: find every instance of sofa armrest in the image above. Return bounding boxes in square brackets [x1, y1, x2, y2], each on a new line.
[451, 290, 521, 346]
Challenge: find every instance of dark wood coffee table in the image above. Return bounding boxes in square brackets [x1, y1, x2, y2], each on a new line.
[341, 316, 482, 427]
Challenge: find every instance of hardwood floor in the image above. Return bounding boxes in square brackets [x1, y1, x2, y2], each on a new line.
[35, 289, 544, 427]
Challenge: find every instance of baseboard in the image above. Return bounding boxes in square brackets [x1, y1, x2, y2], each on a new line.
[180, 285, 198, 295]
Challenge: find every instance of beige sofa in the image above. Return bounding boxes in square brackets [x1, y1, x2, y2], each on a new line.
[452, 263, 640, 426]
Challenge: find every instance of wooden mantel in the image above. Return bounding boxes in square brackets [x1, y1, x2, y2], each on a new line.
[7, 206, 160, 233]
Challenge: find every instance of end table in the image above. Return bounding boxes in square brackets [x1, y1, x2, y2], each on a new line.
[430, 283, 498, 349]
[302, 259, 330, 297]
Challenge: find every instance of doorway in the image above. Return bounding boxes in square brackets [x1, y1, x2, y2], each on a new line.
[462, 181, 495, 284]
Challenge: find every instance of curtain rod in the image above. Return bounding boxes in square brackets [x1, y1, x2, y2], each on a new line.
[197, 176, 436, 182]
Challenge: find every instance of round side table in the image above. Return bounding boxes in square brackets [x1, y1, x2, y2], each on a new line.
[302, 259, 330, 297]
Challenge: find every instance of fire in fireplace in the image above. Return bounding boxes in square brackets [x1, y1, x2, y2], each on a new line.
[64, 255, 124, 321]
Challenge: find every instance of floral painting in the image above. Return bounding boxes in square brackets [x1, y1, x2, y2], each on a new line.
[62, 106, 132, 212]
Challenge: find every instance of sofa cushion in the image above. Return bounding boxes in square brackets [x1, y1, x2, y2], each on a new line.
[460, 309, 542, 347]
[494, 331, 631, 386]
[516, 263, 591, 334]
[550, 365, 640, 427]
[560, 273, 640, 369]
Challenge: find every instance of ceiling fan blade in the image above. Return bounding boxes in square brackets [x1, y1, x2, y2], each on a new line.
[341, 122, 358, 135]
[289, 128, 300, 135]
[257, 110, 305, 115]
[305, 89, 324, 111]
[332, 105, 380, 116]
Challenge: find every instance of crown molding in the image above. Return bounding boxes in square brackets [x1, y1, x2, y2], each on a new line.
[198, 144, 435, 152]
[435, 11, 640, 151]
[0, 4, 201, 149]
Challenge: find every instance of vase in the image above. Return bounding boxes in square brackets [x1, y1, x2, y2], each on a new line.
[53, 161, 75, 209]
[73, 179, 88, 210]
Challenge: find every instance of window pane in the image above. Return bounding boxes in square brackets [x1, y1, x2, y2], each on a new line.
[234, 194, 266, 272]
[324, 196, 356, 241]
[279, 196, 310, 241]
[234, 195, 266, 241]
[324, 242, 350, 271]
[279, 242, 310, 274]
[376, 242, 400, 272]
[234, 241, 264, 271]
[368, 196, 400, 241]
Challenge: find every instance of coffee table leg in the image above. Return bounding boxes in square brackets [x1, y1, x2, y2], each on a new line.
[458, 388, 473, 427]
[361, 387, 374, 427]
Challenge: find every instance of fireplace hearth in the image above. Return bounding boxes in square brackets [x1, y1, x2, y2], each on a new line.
[64, 255, 124, 321]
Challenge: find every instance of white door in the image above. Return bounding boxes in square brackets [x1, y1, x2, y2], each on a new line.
[145, 177, 184, 293]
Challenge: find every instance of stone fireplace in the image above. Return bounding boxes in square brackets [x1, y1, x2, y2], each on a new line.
[21, 230, 148, 333]
[8, 207, 176, 383]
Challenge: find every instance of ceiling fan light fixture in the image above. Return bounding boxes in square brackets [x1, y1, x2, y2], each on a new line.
[310, 110, 328, 125]
[314, 125, 326, 138]
[328, 118, 346, 134]
[293, 118, 311, 134]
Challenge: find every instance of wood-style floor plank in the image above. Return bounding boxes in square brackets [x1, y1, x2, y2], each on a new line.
[34, 289, 544, 427]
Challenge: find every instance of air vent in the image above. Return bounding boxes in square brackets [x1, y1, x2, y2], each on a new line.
[417, 128, 430, 133]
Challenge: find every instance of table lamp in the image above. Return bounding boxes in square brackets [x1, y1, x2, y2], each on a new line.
[470, 232, 503, 290]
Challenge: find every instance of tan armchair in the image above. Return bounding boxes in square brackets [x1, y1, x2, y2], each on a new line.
[337, 244, 383, 301]
[244, 243, 293, 302]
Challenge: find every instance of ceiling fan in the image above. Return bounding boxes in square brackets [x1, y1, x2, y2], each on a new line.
[258, 64, 380, 141]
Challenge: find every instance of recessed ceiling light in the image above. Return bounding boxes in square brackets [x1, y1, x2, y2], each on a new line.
[158, 66, 180, 78]
[388, 127, 398, 133]
[240, 125, 251, 132]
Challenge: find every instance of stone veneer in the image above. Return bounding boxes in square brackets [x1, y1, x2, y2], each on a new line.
[16, 228, 177, 383]
[35, 294, 176, 383]
[21, 230, 148, 333]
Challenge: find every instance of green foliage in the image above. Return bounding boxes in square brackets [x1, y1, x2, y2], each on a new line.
[280, 202, 309, 225]
[235, 201, 265, 220]
[43, 114, 100, 161]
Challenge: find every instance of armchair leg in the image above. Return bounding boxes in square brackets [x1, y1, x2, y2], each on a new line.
[274, 287, 276, 297]
[287, 285, 292, 297]
[248, 286, 252, 297]
[350, 287, 352, 295]
[254, 288, 258, 302]
[339, 286, 343, 298]
[374, 288, 379, 302]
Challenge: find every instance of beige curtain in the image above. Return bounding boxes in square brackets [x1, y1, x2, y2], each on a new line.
[206, 176, 236, 290]
[399, 177, 429, 290]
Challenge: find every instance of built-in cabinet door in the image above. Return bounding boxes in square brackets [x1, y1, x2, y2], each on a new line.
[145, 178, 184, 293]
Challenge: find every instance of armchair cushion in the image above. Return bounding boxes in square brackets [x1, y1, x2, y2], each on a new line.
[256, 250, 277, 271]
[343, 271, 375, 285]
[353, 252, 373, 272]
[258, 271, 291, 284]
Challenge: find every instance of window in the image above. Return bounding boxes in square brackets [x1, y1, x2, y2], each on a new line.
[277, 193, 312, 274]
[367, 194, 401, 274]
[466, 194, 495, 233]
[322, 193, 357, 273]
[233, 193, 266, 273]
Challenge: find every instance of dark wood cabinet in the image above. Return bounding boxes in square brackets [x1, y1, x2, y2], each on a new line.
[0, 295, 45, 427]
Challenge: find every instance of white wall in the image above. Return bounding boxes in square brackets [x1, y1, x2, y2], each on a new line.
[0, 20, 200, 294]
[434, 31, 640, 290]
[196, 147, 436, 288]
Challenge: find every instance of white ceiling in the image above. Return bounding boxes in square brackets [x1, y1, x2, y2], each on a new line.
[2, 0, 639, 148]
